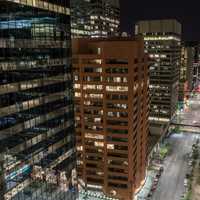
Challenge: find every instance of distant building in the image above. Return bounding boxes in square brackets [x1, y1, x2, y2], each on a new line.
[193, 43, 200, 87]
[135, 19, 182, 135]
[0, 1, 77, 199]
[71, 0, 120, 38]
[72, 37, 149, 200]
[71, 0, 91, 38]
[179, 44, 195, 102]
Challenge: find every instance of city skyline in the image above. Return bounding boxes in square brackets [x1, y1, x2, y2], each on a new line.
[1, 1, 200, 200]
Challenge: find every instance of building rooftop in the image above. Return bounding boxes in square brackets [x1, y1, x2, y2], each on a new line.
[135, 19, 182, 35]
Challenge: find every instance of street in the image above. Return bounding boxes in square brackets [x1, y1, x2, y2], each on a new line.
[152, 133, 199, 200]
[172, 93, 200, 127]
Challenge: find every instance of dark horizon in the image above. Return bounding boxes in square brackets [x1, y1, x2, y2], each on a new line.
[120, 0, 200, 41]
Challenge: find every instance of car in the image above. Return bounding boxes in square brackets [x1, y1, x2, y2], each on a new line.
[187, 153, 192, 159]
[180, 194, 185, 199]
[151, 185, 157, 191]
[147, 192, 153, 198]
[153, 181, 158, 186]
[185, 173, 190, 179]
[154, 178, 159, 183]
[188, 161, 193, 166]
[153, 181, 158, 187]
[156, 173, 161, 178]
[184, 179, 188, 187]
[159, 166, 164, 172]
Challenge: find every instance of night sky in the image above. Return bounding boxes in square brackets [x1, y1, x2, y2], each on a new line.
[120, 0, 200, 41]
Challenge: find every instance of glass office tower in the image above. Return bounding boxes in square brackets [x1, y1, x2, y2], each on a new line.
[71, 0, 91, 38]
[0, 1, 77, 200]
[71, 0, 120, 38]
[135, 19, 181, 135]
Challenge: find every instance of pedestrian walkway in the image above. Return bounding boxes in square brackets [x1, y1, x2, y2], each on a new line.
[134, 170, 156, 200]
[79, 190, 118, 200]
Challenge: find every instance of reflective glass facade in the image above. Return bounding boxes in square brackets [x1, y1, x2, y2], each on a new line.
[179, 46, 195, 101]
[71, 0, 91, 38]
[71, 0, 120, 38]
[0, 1, 77, 199]
[136, 20, 182, 126]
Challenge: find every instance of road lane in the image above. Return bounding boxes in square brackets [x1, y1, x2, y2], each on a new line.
[152, 133, 198, 200]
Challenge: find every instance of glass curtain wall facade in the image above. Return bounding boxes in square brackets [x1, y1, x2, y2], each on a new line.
[179, 46, 195, 102]
[0, 1, 77, 200]
[90, 0, 120, 38]
[71, 0, 91, 38]
[71, 0, 120, 38]
[135, 20, 181, 129]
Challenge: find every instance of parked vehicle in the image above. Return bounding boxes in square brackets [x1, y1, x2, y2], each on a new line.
[184, 179, 188, 187]
[151, 185, 157, 192]
[156, 173, 161, 178]
[147, 192, 152, 198]
[160, 166, 164, 172]
[188, 161, 192, 166]
[180, 194, 185, 200]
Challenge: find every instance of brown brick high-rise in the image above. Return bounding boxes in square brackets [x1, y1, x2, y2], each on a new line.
[73, 37, 149, 200]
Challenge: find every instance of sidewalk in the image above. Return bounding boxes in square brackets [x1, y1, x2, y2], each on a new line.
[134, 170, 156, 200]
